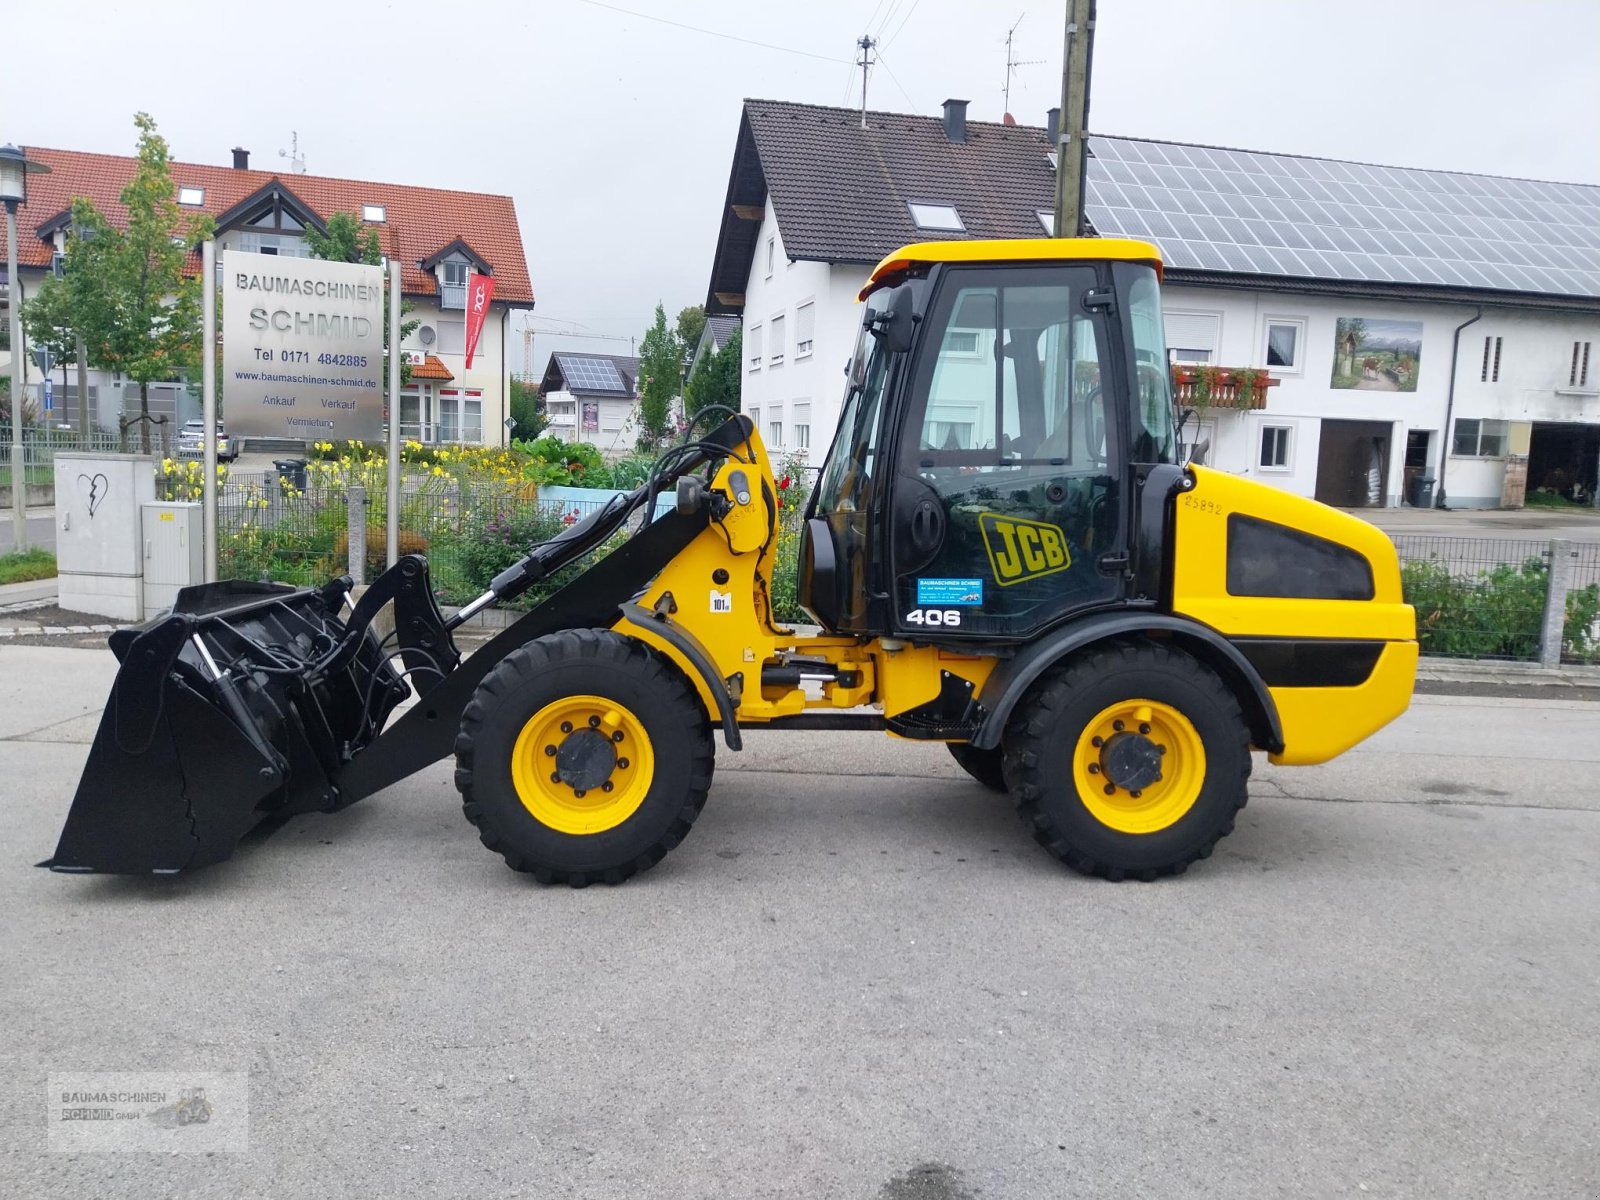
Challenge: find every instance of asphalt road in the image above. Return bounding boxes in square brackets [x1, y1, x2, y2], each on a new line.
[0, 509, 55, 555]
[2, 645, 1597, 1198]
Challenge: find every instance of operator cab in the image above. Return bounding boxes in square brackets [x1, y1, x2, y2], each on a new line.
[802, 240, 1179, 641]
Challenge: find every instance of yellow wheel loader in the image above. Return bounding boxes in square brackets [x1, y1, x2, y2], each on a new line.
[42, 238, 1417, 884]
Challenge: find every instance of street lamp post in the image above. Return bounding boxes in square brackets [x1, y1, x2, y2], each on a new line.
[1, 143, 51, 553]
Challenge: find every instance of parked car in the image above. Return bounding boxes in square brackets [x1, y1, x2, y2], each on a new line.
[176, 420, 239, 461]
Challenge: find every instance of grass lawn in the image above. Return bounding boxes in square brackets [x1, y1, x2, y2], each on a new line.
[0, 548, 57, 584]
[0, 465, 54, 488]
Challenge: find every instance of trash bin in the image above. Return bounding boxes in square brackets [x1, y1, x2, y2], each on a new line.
[1408, 474, 1435, 508]
[273, 458, 308, 491]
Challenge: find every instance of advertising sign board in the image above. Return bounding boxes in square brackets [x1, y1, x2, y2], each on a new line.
[221, 250, 385, 440]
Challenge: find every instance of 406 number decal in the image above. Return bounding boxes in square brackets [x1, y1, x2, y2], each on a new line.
[904, 609, 963, 627]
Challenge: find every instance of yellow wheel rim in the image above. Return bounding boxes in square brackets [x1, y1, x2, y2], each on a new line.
[509, 694, 655, 835]
[1073, 699, 1206, 834]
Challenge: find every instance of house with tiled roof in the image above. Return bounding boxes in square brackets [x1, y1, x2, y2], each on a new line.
[689, 314, 741, 377]
[537, 352, 640, 451]
[706, 98, 1600, 509]
[4, 143, 534, 447]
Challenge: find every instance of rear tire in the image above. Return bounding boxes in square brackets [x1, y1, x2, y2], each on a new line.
[947, 742, 1008, 793]
[454, 629, 715, 886]
[1002, 640, 1250, 881]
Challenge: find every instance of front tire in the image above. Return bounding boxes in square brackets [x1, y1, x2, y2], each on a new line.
[1002, 640, 1250, 881]
[454, 629, 715, 886]
[947, 742, 1008, 793]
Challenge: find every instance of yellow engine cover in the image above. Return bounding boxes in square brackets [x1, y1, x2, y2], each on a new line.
[1170, 467, 1417, 765]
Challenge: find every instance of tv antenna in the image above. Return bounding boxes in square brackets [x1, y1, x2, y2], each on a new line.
[1003, 14, 1044, 117]
[278, 132, 306, 175]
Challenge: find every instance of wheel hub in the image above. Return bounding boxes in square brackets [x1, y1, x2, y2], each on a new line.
[554, 729, 617, 791]
[1100, 731, 1164, 792]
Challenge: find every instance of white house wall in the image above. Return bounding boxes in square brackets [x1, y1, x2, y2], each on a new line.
[1162, 283, 1600, 507]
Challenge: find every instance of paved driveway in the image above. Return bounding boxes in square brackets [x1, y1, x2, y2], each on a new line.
[2, 645, 1597, 1198]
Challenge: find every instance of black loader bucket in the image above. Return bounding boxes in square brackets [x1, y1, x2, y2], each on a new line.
[41, 415, 758, 876]
[40, 566, 445, 874]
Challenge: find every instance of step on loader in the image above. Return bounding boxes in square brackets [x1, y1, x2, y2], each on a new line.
[42, 238, 1417, 884]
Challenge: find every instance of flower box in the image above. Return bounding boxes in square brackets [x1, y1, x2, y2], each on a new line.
[1170, 366, 1279, 412]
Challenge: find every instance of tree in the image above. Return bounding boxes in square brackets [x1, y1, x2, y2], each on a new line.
[634, 303, 680, 452]
[683, 327, 741, 419]
[674, 304, 706, 359]
[70, 113, 213, 453]
[307, 210, 416, 396]
[305, 211, 381, 265]
[508, 376, 547, 439]
[21, 276, 78, 406]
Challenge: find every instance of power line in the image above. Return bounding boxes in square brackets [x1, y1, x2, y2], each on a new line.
[571, 0, 850, 64]
[875, 0, 902, 40]
[874, 48, 920, 114]
[883, 0, 921, 50]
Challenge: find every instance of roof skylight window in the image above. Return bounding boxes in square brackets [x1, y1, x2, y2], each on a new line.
[178, 186, 205, 206]
[908, 202, 965, 232]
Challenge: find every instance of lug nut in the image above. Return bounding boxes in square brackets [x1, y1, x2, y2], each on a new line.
[1091, 736, 1103, 748]
[612, 731, 624, 743]
[1139, 723, 1151, 735]
[550, 771, 561, 783]
[1113, 720, 1125, 732]
[617, 758, 630, 769]
[544, 745, 556, 757]
[560, 721, 573, 734]
[602, 782, 614, 793]
[588, 716, 601, 728]
[1156, 745, 1167, 755]
[1153, 773, 1163, 783]
[1087, 763, 1100, 775]
[1130, 790, 1143, 799]
[574, 789, 587, 799]
[1103, 784, 1116, 795]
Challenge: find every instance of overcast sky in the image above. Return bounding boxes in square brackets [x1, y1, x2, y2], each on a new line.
[6, 0, 1598, 377]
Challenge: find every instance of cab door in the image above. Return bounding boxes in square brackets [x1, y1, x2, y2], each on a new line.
[889, 266, 1126, 639]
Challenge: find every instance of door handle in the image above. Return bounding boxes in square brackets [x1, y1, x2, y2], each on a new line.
[909, 499, 944, 554]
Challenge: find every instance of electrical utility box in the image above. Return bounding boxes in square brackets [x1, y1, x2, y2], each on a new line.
[141, 502, 203, 615]
[55, 453, 156, 621]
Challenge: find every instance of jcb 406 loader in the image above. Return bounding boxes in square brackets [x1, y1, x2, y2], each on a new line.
[43, 239, 1417, 884]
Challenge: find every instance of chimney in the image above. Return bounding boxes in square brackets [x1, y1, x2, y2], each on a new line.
[942, 99, 969, 144]
[231, 147, 250, 171]
[1045, 108, 1060, 145]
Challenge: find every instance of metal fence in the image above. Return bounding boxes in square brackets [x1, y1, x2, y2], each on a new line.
[0, 425, 125, 487]
[1393, 535, 1600, 665]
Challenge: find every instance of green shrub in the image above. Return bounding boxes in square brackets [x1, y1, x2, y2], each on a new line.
[1402, 555, 1600, 661]
[767, 456, 813, 626]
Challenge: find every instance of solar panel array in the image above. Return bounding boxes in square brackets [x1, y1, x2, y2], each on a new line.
[556, 354, 628, 393]
[1085, 136, 1600, 299]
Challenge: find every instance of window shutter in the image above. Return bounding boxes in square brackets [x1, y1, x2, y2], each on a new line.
[1163, 312, 1220, 354]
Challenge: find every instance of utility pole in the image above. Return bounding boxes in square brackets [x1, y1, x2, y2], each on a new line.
[856, 35, 877, 128]
[1052, 0, 1096, 239]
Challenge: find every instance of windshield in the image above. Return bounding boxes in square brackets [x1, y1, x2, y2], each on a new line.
[814, 300, 893, 516]
[1119, 263, 1178, 464]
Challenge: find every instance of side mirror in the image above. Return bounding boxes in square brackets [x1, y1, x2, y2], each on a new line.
[882, 286, 917, 353]
[1176, 406, 1194, 436]
[869, 286, 917, 354]
[1189, 437, 1210, 467]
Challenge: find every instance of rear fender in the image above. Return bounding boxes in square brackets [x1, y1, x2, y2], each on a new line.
[968, 611, 1283, 753]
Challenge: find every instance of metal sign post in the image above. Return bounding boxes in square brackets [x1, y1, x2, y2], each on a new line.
[202, 238, 218, 582]
[386, 258, 401, 568]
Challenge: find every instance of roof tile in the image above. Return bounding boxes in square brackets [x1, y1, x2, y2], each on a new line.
[13, 146, 533, 303]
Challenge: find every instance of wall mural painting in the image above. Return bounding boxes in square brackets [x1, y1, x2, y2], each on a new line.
[1330, 317, 1423, 393]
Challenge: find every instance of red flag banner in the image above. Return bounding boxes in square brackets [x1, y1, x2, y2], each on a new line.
[463, 272, 495, 369]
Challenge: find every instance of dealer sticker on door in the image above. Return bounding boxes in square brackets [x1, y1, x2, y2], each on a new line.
[916, 578, 984, 606]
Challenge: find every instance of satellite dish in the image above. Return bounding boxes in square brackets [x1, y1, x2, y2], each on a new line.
[418, 325, 437, 346]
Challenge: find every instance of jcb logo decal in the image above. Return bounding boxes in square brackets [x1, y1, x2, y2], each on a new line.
[980, 513, 1071, 586]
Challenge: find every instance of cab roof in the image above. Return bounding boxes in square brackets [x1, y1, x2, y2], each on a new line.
[859, 237, 1163, 300]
